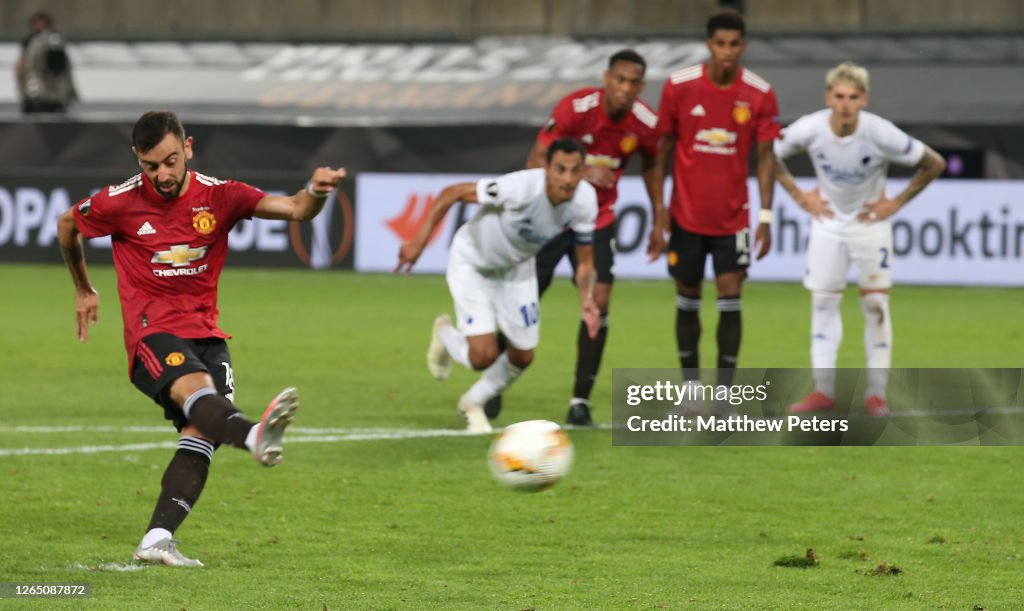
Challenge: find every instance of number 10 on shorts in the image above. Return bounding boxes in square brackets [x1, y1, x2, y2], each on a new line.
[519, 302, 539, 327]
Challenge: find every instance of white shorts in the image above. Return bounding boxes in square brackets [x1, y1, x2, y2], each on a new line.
[804, 223, 893, 292]
[446, 236, 540, 350]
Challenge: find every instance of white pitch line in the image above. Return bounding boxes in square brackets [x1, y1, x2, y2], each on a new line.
[0, 425, 503, 435]
[0, 425, 171, 434]
[0, 441, 178, 457]
[0, 427, 492, 457]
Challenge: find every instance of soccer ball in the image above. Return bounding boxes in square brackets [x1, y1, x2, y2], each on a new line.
[488, 420, 574, 492]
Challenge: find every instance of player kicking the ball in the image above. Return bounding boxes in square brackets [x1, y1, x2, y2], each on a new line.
[773, 63, 945, 416]
[57, 110, 346, 566]
[395, 138, 600, 433]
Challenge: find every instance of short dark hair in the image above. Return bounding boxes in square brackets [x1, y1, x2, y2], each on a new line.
[29, 11, 54, 27]
[706, 10, 746, 38]
[546, 138, 586, 164]
[608, 49, 646, 76]
[132, 111, 186, 153]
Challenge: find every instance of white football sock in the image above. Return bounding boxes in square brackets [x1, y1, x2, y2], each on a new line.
[466, 353, 524, 405]
[140, 527, 173, 548]
[860, 292, 892, 398]
[244, 424, 258, 454]
[810, 291, 843, 397]
[439, 325, 471, 368]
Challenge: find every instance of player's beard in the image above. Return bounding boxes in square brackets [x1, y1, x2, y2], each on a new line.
[153, 164, 188, 200]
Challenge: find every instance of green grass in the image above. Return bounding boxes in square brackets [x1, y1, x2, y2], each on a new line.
[1, 263, 1022, 609]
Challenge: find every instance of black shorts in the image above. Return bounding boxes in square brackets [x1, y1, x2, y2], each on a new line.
[667, 221, 751, 286]
[535, 224, 615, 295]
[130, 333, 235, 431]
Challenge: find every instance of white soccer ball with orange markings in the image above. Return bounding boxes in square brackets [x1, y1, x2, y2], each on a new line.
[488, 420, 573, 491]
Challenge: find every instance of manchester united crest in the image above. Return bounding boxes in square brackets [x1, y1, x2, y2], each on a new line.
[192, 210, 217, 235]
[732, 105, 752, 125]
[165, 352, 186, 366]
[620, 134, 638, 154]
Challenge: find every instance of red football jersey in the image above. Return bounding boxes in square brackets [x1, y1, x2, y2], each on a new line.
[537, 87, 659, 230]
[73, 170, 264, 372]
[658, 65, 780, 236]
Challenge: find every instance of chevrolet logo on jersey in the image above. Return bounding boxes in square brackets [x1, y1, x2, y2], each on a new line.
[152, 244, 208, 268]
[695, 128, 737, 146]
[585, 154, 622, 169]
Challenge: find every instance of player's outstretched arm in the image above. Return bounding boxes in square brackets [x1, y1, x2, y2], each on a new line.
[573, 243, 600, 339]
[57, 207, 99, 343]
[254, 166, 346, 222]
[394, 182, 478, 274]
[860, 146, 946, 223]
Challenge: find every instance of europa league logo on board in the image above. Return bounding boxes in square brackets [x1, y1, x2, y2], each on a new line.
[288, 191, 355, 269]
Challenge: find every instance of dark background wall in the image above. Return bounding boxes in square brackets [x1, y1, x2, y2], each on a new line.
[2, 0, 1022, 40]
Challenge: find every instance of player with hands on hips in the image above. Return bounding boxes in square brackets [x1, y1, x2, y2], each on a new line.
[774, 62, 945, 417]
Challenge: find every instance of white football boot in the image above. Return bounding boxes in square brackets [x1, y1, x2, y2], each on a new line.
[427, 314, 453, 380]
[133, 538, 203, 567]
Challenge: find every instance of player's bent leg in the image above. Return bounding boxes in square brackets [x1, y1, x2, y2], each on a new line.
[168, 373, 253, 450]
[171, 373, 298, 466]
[171, 375, 254, 451]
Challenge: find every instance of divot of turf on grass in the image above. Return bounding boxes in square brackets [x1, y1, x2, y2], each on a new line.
[773, 548, 819, 568]
[869, 562, 903, 576]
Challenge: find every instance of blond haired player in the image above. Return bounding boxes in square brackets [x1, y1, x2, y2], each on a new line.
[774, 62, 946, 416]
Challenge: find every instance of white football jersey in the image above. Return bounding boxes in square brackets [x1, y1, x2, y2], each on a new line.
[454, 168, 597, 271]
[775, 109, 925, 231]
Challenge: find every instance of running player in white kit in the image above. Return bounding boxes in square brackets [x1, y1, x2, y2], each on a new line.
[395, 138, 601, 432]
[773, 62, 946, 417]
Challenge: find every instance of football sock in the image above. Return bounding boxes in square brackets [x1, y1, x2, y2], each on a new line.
[140, 527, 173, 549]
[810, 291, 843, 397]
[439, 324, 471, 368]
[184, 389, 252, 449]
[572, 315, 608, 400]
[244, 426, 258, 454]
[466, 353, 524, 405]
[145, 436, 214, 536]
[675, 294, 701, 380]
[716, 297, 741, 387]
[860, 292, 892, 398]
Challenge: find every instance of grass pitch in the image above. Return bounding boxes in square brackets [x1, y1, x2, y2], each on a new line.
[1, 263, 1022, 609]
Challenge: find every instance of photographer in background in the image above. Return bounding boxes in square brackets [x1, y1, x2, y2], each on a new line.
[15, 11, 77, 113]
